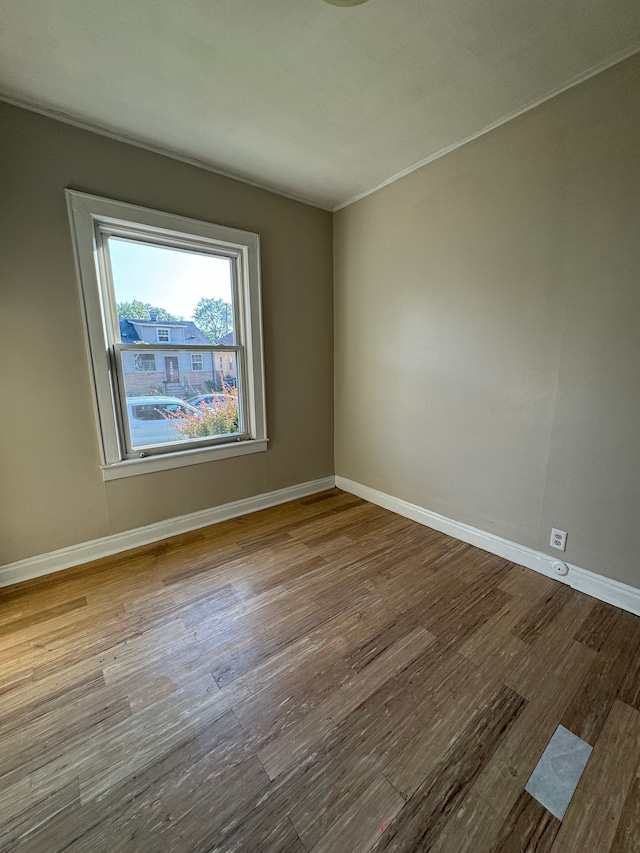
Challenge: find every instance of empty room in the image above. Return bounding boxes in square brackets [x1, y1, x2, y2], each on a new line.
[1, 1, 640, 850]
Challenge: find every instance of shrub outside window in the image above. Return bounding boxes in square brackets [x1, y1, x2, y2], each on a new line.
[66, 191, 267, 480]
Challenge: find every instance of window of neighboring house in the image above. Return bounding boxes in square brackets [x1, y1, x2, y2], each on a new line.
[134, 352, 157, 372]
[66, 190, 267, 480]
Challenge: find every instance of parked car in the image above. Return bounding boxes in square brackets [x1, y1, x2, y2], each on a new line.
[188, 393, 230, 409]
[125, 396, 201, 448]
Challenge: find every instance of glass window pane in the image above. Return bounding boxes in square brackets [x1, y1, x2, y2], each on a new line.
[120, 349, 241, 449]
[109, 237, 236, 346]
[133, 352, 156, 372]
[131, 404, 166, 421]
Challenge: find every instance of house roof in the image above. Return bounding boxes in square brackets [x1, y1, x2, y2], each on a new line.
[179, 323, 210, 345]
[214, 332, 235, 346]
[119, 318, 211, 346]
[119, 318, 140, 343]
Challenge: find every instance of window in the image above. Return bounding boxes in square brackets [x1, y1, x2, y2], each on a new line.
[133, 352, 157, 372]
[66, 190, 267, 480]
[132, 403, 176, 421]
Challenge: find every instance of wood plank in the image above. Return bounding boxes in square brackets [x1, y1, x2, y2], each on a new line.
[74, 677, 227, 803]
[0, 489, 639, 852]
[18, 710, 250, 852]
[0, 596, 88, 642]
[610, 775, 640, 853]
[78, 754, 269, 853]
[383, 666, 502, 801]
[209, 816, 306, 853]
[372, 685, 526, 852]
[282, 680, 417, 850]
[308, 774, 404, 853]
[0, 694, 132, 790]
[618, 648, 640, 712]
[257, 626, 436, 779]
[214, 680, 412, 853]
[497, 564, 557, 600]
[233, 651, 354, 751]
[489, 791, 560, 853]
[458, 593, 534, 666]
[552, 700, 640, 852]
[573, 599, 621, 651]
[0, 668, 33, 697]
[427, 790, 501, 853]
[0, 778, 80, 853]
[561, 610, 640, 745]
[473, 639, 595, 822]
[504, 632, 596, 704]
[512, 583, 573, 645]
[0, 666, 107, 739]
[207, 578, 379, 687]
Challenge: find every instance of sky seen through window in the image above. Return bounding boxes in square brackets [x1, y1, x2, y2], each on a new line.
[108, 238, 233, 320]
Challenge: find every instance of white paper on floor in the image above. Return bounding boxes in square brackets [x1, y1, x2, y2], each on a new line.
[525, 724, 592, 820]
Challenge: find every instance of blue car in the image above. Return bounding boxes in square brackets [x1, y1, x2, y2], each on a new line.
[188, 393, 229, 409]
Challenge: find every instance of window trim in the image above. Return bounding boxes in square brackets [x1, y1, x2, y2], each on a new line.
[65, 190, 267, 479]
[191, 352, 204, 371]
[156, 328, 171, 343]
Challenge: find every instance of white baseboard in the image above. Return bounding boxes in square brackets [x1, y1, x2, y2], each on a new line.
[6, 473, 639, 619]
[336, 476, 640, 618]
[0, 476, 336, 590]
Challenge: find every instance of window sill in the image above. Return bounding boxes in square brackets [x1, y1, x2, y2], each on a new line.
[101, 438, 268, 481]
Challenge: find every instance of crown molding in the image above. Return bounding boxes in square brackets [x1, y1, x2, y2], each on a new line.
[0, 93, 332, 212]
[333, 43, 640, 212]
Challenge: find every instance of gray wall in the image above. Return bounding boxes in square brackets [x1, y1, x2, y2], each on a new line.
[0, 103, 334, 565]
[334, 55, 640, 588]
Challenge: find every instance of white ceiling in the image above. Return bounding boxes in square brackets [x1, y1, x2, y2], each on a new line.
[1, 0, 639, 210]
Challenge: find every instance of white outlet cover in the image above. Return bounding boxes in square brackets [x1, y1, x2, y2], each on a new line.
[550, 528, 567, 551]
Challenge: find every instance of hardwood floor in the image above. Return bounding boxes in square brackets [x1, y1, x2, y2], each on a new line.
[1, 488, 639, 852]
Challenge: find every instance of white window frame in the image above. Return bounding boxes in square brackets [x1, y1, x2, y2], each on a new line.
[191, 353, 204, 371]
[66, 190, 268, 480]
[156, 328, 171, 343]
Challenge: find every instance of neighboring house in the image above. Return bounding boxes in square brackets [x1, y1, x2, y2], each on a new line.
[212, 331, 238, 388]
[119, 317, 228, 396]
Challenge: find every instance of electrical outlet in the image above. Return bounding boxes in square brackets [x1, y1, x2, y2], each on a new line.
[550, 528, 567, 551]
